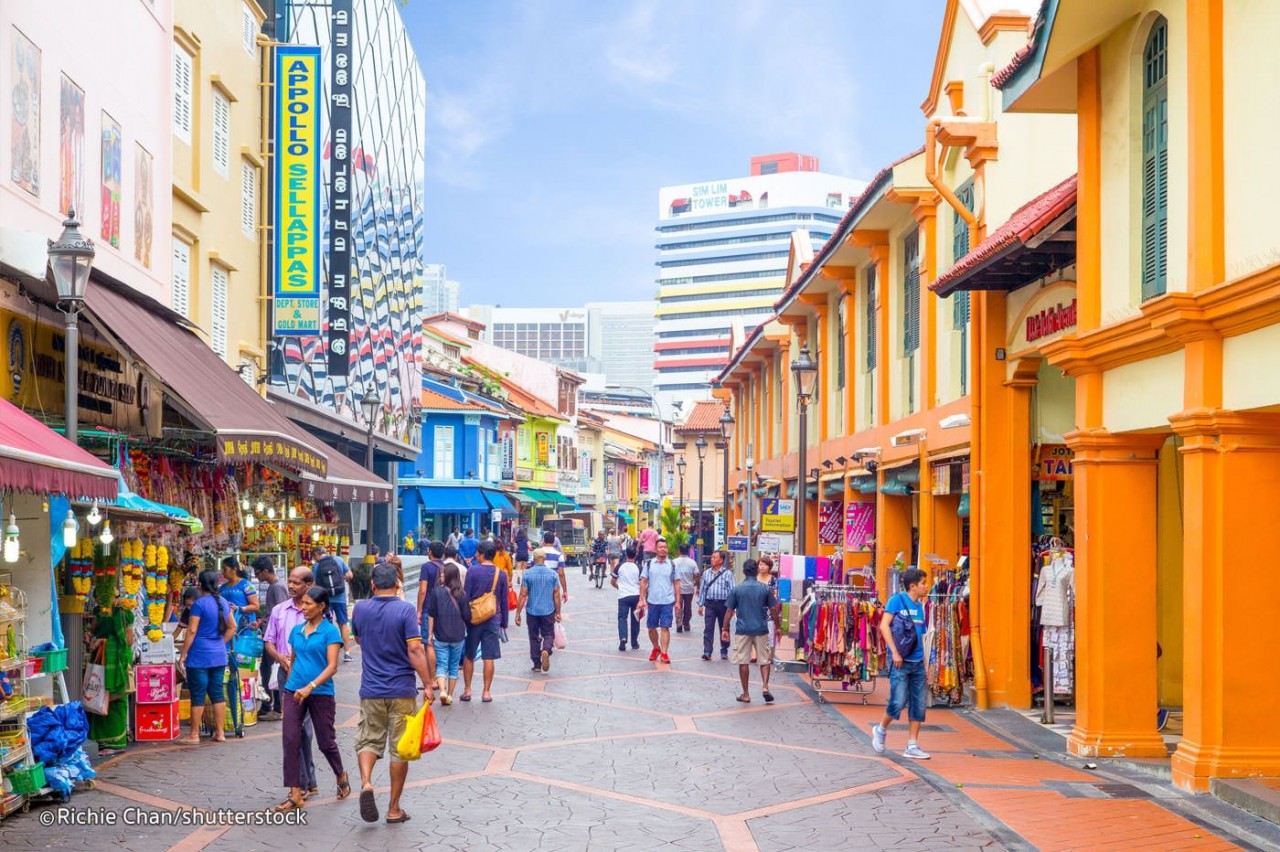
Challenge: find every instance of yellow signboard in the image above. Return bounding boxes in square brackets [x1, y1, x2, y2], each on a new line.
[760, 497, 795, 532]
[272, 45, 321, 335]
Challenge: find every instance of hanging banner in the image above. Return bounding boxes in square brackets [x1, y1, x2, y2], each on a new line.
[844, 502, 876, 551]
[272, 45, 321, 336]
[639, 466, 650, 494]
[818, 500, 843, 545]
[326, 0, 353, 376]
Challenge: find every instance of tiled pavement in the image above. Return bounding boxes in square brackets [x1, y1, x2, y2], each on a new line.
[2, 569, 1277, 851]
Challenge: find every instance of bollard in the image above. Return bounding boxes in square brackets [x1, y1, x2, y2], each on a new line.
[1042, 645, 1055, 724]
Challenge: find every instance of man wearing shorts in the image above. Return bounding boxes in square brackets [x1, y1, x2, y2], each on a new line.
[461, 540, 509, 702]
[637, 539, 680, 663]
[350, 563, 433, 824]
[723, 559, 779, 703]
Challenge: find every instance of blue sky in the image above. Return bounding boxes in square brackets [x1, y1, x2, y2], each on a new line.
[399, 0, 947, 308]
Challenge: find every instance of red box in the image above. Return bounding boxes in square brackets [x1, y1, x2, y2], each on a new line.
[135, 664, 177, 704]
[135, 701, 181, 741]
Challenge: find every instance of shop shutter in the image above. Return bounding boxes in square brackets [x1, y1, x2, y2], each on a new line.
[1141, 18, 1169, 301]
[903, 229, 920, 354]
[211, 265, 229, 358]
[172, 47, 193, 144]
[865, 265, 877, 372]
[212, 91, 230, 177]
[241, 161, 257, 236]
[242, 3, 258, 55]
[171, 238, 190, 318]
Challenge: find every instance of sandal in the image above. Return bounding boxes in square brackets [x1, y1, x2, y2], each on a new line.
[359, 787, 379, 823]
[336, 772, 352, 799]
[303, 786, 320, 800]
[272, 794, 305, 812]
[736, 694, 751, 703]
[181, 735, 201, 745]
[460, 693, 472, 702]
[763, 691, 775, 704]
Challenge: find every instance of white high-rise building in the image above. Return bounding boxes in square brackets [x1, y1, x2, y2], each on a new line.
[424, 263, 460, 314]
[654, 153, 866, 410]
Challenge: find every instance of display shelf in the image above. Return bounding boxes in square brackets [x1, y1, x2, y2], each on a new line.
[0, 744, 30, 771]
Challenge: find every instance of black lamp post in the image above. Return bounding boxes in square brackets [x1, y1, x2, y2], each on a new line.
[356, 382, 379, 549]
[695, 435, 707, 552]
[48, 210, 96, 445]
[791, 345, 818, 554]
[676, 455, 686, 511]
[719, 407, 734, 544]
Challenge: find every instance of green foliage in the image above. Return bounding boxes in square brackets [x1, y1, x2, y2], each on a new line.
[659, 505, 689, 553]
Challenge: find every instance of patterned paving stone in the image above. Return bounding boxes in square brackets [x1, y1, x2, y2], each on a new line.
[516, 731, 898, 815]
[748, 780, 1001, 850]
[694, 699, 867, 750]
[434, 691, 674, 748]
[6, 788, 194, 851]
[542, 668, 804, 716]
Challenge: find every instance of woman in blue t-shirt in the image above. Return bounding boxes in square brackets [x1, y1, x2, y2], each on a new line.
[220, 556, 260, 628]
[179, 571, 236, 744]
[274, 586, 349, 812]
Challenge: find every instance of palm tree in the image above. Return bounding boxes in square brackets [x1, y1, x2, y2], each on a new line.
[659, 504, 689, 554]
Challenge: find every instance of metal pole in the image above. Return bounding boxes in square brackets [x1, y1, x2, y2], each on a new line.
[1042, 646, 1056, 724]
[64, 308, 79, 445]
[678, 468, 685, 510]
[366, 423, 375, 549]
[797, 400, 808, 555]
[697, 454, 705, 552]
[722, 444, 730, 546]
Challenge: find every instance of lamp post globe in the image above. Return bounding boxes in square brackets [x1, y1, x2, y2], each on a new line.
[48, 209, 96, 445]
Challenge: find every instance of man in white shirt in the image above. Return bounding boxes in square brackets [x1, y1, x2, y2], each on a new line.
[672, 544, 700, 634]
[541, 531, 569, 605]
[611, 545, 642, 652]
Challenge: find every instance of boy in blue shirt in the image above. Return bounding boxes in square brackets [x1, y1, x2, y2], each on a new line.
[873, 567, 930, 760]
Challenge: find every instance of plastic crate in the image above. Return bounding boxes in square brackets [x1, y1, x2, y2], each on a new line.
[32, 648, 68, 673]
[8, 762, 44, 794]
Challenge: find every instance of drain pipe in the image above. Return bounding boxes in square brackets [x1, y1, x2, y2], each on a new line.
[925, 114, 989, 708]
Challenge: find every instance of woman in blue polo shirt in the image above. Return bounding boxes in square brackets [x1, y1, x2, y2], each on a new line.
[273, 586, 350, 812]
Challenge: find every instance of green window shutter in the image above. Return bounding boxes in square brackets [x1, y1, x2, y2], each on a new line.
[1141, 18, 1168, 301]
[836, 299, 846, 389]
[903, 230, 920, 354]
[952, 179, 974, 330]
[865, 265, 877, 372]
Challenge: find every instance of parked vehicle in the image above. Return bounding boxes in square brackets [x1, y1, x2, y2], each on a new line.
[542, 517, 587, 565]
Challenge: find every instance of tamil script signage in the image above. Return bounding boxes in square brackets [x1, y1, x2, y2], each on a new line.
[326, 0, 353, 378]
[272, 45, 321, 336]
[219, 436, 327, 478]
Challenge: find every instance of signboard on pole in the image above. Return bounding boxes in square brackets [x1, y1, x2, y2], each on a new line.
[757, 532, 791, 555]
[714, 510, 724, 551]
[727, 535, 749, 553]
[760, 498, 795, 532]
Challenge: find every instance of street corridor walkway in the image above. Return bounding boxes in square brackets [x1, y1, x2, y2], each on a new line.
[1, 568, 1276, 850]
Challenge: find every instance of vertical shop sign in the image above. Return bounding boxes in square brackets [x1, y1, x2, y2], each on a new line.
[639, 467, 649, 494]
[272, 45, 321, 335]
[326, 0, 353, 376]
[818, 500, 843, 545]
[844, 502, 876, 551]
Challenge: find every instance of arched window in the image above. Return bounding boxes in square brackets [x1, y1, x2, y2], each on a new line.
[1141, 16, 1169, 300]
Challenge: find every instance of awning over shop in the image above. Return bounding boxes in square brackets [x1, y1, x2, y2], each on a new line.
[75, 475, 202, 531]
[519, 487, 580, 509]
[84, 279, 328, 477]
[415, 486, 489, 512]
[482, 489, 518, 515]
[300, 449, 393, 503]
[0, 397, 118, 500]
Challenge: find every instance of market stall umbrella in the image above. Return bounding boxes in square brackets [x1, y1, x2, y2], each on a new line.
[0, 397, 117, 500]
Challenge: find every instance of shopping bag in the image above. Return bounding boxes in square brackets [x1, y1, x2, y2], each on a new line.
[553, 621, 567, 650]
[395, 703, 426, 761]
[420, 703, 442, 754]
[82, 649, 109, 716]
[508, 588, 518, 610]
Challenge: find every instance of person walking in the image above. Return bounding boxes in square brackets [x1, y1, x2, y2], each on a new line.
[494, 539, 515, 586]
[699, 550, 735, 661]
[350, 563, 434, 823]
[638, 523, 659, 562]
[274, 586, 350, 812]
[672, 544, 699, 634]
[872, 567, 931, 760]
[179, 570, 235, 744]
[461, 540, 510, 702]
[263, 567, 319, 797]
[612, 544, 642, 652]
[590, 531, 608, 584]
[415, 540, 447, 678]
[312, 545, 355, 662]
[513, 527, 530, 582]
[425, 563, 470, 704]
[722, 559, 780, 703]
[540, 531, 569, 605]
[605, 527, 623, 573]
[514, 548, 562, 673]
[446, 527, 462, 551]
[758, 555, 782, 658]
[458, 528, 479, 567]
[254, 557, 290, 720]
[636, 539, 680, 663]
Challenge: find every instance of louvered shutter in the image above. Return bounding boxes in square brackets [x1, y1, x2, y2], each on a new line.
[241, 162, 256, 236]
[173, 48, 192, 143]
[242, 4, 257, 55]
[865, 265, 877, 372]
[952, 179, 973, 329]
[212, 92, 230, 176]
[1141, 19, 1168, 301]
[211, 265, 229, 358]
[835, 298, 846, 389]
[171, 238, 190, 318]
[903, 230, 920, 354]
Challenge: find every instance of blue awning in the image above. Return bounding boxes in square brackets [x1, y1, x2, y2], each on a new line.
[416, 486, 490, 513]
[482, 489, 518, 515]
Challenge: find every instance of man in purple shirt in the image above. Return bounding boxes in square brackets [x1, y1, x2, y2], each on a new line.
[461, 540, 509, 703]
[263, 566, 318, 795]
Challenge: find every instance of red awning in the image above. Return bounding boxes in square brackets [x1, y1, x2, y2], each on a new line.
[84, 280, 330, 478]
[0, 397, 118, 500]
[299, 449, 393, 504]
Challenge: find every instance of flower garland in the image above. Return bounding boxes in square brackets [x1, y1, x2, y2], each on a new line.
[70, 538, 94, 602]
[121, 539, 144, 603]
[144, 543, 168, 641]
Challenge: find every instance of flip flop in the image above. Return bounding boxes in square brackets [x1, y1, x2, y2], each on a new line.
[359, 787, 379, 823]
[763, 691, 775, 703]
[386, 812, 411, 824]
[459, 693, 472, 702]
[481, 694, 493, 703]
[736, 694, 751, 703]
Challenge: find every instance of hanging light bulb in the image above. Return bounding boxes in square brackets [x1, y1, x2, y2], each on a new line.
[62, 511, 78, 548]
[288, 504, 297, 520]
[267, 505, 276, 520]
[100, 519, 114, 546]
[255, 500, 265, 514]
[240, 497, 250, 512]
[3, 514, 19, 563]
[86, 502, 102, 527]
[245, 513, 256, 529]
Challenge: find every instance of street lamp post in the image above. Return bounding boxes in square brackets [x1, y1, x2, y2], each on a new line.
[744, 456, 755, 557]
[695, 435, 707, 554]
[47, 210, 96, 445]
[356, 382, 379, 551]
[719, 408, 735, 546]
[791, 345, 818, 555]
[676, 455, 686, 511]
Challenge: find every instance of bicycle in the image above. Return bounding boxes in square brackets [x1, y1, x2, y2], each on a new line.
[591, 559, 607, 589]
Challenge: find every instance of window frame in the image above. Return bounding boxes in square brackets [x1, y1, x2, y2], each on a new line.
[172, 46, 193, 144]
[212, 90, 230, 177]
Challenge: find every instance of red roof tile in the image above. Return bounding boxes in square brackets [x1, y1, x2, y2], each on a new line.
[675, 400, 727, 434]
[930, 174, 1076, 295]
[991, 41, 1035, 89]
[420, 387, 491, 412]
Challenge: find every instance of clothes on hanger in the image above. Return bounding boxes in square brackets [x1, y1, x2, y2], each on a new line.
[803, 588, 885, 685]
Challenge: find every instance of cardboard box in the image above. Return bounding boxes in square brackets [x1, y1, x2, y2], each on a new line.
[135, 664, 177, 704]
[135, 701, 181, 741]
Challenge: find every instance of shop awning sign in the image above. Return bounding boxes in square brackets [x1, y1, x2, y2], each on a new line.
[272, 45, 322, 337]
[220, 435, 327, 478]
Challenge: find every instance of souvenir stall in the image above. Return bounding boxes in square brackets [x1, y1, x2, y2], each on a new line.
[924, 566, 972, 706]
[1031, 537, 1075, 708]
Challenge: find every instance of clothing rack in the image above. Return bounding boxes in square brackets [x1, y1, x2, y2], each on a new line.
[925, 569, 971, 706]
[802, 583, 884, 704]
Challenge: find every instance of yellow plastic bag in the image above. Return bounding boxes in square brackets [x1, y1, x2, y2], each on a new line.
[395, 703, 426, 761]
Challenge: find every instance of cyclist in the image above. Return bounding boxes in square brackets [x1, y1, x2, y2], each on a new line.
[590, 530, 609, 588]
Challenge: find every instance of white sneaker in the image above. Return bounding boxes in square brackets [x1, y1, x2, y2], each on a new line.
[903, 743, 931, 760]
[871, 724, 886, 754]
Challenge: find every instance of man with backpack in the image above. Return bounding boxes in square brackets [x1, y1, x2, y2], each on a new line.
[414, 540, 447, 679]
[312, 545, 355, 663]
[872, 567, 930, 760]
[460, 539, 509, 702]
